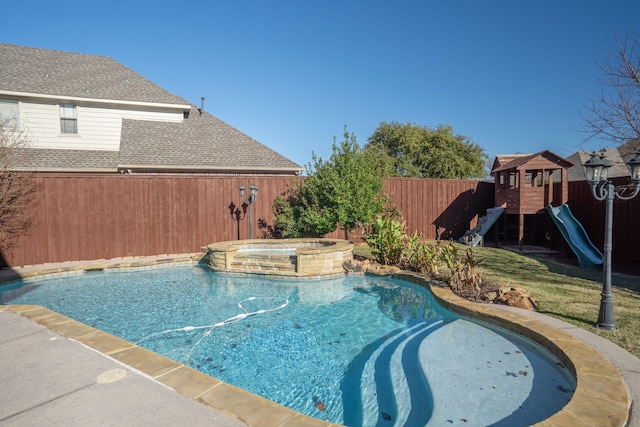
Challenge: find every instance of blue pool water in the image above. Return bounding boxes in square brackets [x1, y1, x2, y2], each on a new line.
[1, 265, 575, 426]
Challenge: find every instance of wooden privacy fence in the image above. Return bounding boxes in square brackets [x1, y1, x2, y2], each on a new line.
[3, 175, 494, 267]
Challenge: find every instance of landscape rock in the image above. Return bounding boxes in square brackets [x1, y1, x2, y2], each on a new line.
[366, 263, 401, 276]
[483, 285, 537, 311]
[343, 259, 369, 273]
[343, 259, 400, 276]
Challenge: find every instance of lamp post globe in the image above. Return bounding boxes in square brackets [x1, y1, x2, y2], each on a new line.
[627, 153, 640, 185]
[583, 152, 612, 184]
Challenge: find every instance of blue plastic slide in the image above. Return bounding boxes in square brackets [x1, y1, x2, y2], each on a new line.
[545, 204, 603, 269]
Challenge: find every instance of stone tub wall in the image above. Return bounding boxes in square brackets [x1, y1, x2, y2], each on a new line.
[204, 238, 354, 277]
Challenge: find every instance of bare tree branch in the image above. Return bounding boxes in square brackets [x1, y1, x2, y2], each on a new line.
[0, 119, 40, 256]
[581, 33, 640, 147]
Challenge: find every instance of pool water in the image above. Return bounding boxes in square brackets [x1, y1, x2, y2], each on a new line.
[0, 265, 575, 426]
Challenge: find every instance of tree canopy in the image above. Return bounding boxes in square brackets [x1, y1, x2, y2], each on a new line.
[272, 128, 387, 239]
[365, 121, 488, 179]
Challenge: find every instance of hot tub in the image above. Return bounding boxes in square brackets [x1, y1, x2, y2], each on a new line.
[204, 238, 354, 277]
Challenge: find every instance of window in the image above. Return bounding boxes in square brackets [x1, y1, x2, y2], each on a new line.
[60, 104, 78, 134]
[526, 170, 546, 187]
[510, 172, 519, 188]
[0, 99, 19, 128]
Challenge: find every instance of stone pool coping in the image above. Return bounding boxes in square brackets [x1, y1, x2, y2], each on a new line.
[0, 255, 633, 427]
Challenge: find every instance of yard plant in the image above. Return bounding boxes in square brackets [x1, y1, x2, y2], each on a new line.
[363, 215, 484, 296]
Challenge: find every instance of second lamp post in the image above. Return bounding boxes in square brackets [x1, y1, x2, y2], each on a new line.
[240, 184, 259, 239]
[583, 152, 640, 330]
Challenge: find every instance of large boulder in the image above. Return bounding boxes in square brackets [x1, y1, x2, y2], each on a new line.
[483, 285, 537, 311]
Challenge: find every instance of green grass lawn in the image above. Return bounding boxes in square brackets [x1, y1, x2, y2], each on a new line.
[354, 244, 640, 358]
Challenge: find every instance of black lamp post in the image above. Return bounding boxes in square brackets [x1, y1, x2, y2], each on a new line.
[240, 184, 259, 239]
[583, 152, 640, 330]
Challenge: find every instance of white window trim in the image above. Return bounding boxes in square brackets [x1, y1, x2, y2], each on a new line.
[60, 103, 78, 134]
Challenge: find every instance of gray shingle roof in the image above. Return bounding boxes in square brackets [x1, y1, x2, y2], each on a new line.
[618, 138, 640, 162]
[119, 110, 302, 172]
[16, 149, 118, 172]
[0, 43, 189, 105]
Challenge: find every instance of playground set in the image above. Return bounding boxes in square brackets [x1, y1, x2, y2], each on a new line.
[460, 150, 604, 269]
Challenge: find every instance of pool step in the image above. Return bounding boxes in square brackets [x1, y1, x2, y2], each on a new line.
[230, 253, 297, 273]
[343, 320, 444, 427]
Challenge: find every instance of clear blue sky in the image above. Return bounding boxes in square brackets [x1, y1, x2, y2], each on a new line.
[3, 1, 639, 169]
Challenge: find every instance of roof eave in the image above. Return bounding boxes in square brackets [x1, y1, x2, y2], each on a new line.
[13, 167, 118, 173]
[0, 90, 192, 111]
[118, 164, 303, 175]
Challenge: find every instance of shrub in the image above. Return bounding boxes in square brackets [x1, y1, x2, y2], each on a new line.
[441, 241, 459, 276]
[403, 235, 443, 277]
[363, 217, 485, 297]
[448, 248, 484, 296]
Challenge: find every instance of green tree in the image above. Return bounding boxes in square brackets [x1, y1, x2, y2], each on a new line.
[272, 127, 388, 239]
[365, 121, 488, 179]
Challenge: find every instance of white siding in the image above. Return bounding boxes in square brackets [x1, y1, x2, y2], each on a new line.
[20, 99, 184, 151]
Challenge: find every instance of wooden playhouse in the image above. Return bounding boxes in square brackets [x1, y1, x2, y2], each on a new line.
[491, 151, 573, 250]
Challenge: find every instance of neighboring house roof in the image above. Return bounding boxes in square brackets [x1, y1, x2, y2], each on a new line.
[0, 43, 303, 175]
[618, 138, 640, 162]
[566, 147, 632, 182]
[491, 150, 573, 174]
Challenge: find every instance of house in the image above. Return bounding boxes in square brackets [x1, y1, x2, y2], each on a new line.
[566, 142, 639, 182]
[0, 43, 303, 175]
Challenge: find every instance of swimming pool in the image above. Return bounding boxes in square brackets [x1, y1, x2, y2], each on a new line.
[0, 265, 575, 426]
